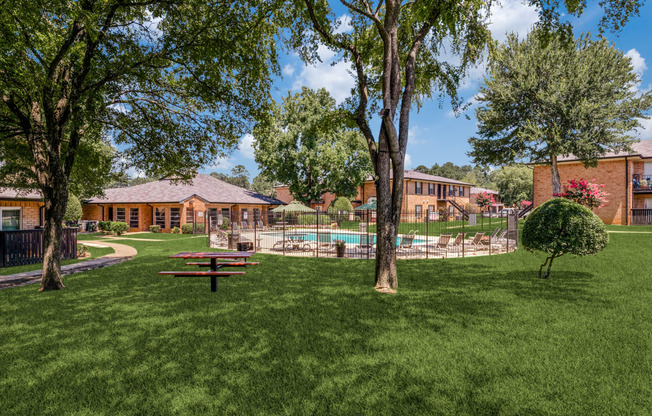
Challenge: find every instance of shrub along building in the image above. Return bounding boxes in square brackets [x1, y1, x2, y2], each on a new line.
[533, 139, 652, 225]
[274, 170, 473, 220]
[0, 188, 44, 231]
[82, 174, 283, 232]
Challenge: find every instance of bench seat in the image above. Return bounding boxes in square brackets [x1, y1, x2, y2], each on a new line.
[158, 271, 246, 277]
[184, 262, 260, 267]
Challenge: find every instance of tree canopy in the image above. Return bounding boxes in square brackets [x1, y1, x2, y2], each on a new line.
[253, 87, 372, 205]
[469, 30, 652, 194]
[210, 165, 251, 189]
[0, 0, 281, 290]
[285, 0, 646, 292]
[493, 165, 533, 207]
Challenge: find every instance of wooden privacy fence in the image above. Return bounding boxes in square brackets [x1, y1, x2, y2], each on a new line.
[0, 228, 78, 268]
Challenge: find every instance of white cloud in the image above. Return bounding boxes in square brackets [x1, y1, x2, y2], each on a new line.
[488, 0, 539, 43]
[635, 117, 652, 140]
[334, 14, 353, 34]
[212, 156, 234, 171]
[626, 49, 647, 75]
[282, 64, 295, 77]
[291, 44, 355, 103]
[404, 153, 413, 168]
[126, 167, 146, 178]
[238, 134, 255, 159]
[408, 125, 429, 144]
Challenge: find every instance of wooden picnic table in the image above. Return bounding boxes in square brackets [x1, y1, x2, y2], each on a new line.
[161, 251, 257, 292]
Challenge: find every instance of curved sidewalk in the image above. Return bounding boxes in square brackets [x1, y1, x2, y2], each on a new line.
[0, 241, 137, 290]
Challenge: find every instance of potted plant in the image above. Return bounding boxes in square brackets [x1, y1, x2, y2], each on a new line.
[334, 240, 346, 258]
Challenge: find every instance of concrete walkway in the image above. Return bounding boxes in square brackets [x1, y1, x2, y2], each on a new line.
[0, 240, 137, 290]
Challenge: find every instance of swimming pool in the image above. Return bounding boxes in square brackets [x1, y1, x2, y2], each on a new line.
[264, 231, 427, 245]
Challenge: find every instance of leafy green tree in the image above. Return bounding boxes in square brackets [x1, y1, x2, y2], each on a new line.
[493, 165, 533, 207]
[287, 0, 644, 292]
[63, 194, 82, 223]
[523, 198, 609, 279]
[253, 87, 371, 205]
[251, 173, 276, 197]
[0, 0, 279, 290]
[327, 197, 354, 213]
[210, 165, 251, 189]
[470, 30, 652, 195]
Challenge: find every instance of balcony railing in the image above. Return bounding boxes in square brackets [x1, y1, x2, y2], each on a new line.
[631, 209, 652, 225]
[633, 175, 652, 192]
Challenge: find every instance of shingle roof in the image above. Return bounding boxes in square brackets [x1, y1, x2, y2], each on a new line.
[471, 187, 499, 195]
[86, 174, 283, 205]
[557, 140, 652, 162]
[365, 170, 474, 186]
[0, 188, 42, 200]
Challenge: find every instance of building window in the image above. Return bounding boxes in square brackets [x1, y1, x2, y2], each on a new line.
[129, 208, 139, 228]
[208, 208, 218, 228]
[170, 208, 180, 228]
[438, 184, 442, 198]
[415, 205, 422, 219]
[459, 186, 464, 196]
[241, 209, 249, 222]
[449, 186, 455, 197]
[253, 208, 260, 222]
[428, 183, 434, 195]
[186, 207, 194, 223]
[116, 208, 126, 222]
[221, 208, 230, 221]
[415, 181, 422, 194]
[0, 208, 21, 230]
[155, 208, 166, 227]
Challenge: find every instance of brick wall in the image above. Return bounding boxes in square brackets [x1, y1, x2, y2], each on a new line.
[533, 159, 629, 225]
[1, 200, 43, 229]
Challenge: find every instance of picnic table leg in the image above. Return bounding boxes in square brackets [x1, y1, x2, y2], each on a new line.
[211, 258, 217, 292]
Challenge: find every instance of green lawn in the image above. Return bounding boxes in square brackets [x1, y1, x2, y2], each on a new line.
[0, 233, 650, 415]
[0, 245, 115, 276]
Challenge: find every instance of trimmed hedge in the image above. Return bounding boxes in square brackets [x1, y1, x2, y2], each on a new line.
[111, 222, 129, 236]
[149, 225, 161, 233]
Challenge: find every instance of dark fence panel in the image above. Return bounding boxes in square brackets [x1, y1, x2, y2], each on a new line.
[632, 209, 652, 225]
[0, 228, 78, 268]
[208, 209, 520, 259]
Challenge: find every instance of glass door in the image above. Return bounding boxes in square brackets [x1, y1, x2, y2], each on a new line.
[1, 209, 21, 230]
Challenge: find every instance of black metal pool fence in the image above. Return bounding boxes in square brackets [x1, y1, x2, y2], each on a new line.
[207, 209, 519, 259]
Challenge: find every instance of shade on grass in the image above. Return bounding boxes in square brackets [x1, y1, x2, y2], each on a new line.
[0, 230, 650, 415]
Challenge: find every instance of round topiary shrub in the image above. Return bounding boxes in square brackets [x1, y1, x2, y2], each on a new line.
[181, 223, 194, 234]
[327, 197, 354, 213]
[522, 198, 609, 279]
[63, 194, 82, 223]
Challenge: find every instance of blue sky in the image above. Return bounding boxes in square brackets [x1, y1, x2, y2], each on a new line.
[201, 0, 652, 178]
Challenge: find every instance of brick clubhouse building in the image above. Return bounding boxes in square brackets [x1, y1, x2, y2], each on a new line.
[275, 170, 473, 220]
[533, 139, 652, 225]
[82, 174, 282, 232]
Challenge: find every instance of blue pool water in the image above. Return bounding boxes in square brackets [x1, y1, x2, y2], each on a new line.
[267, 232, 425, 245]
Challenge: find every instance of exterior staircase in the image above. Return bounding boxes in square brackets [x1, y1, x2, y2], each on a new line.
[518, 203, 534, 218]
[447, 198, 469, 220]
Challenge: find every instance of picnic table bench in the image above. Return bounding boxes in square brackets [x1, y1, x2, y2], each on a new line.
[159, 251, 258, 292]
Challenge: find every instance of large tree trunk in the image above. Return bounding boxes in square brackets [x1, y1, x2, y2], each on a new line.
[39, 180, 69, 291]
[550, 155, 562, 195]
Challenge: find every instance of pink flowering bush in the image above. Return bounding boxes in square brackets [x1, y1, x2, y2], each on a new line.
[476, 191, 496, 211]
[554, 179, 609, 209]
[520, 200, 532, 209]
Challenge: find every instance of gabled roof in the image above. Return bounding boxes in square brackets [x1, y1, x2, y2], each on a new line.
[0, 188, 42, 201]
[557, 140, 652, 162]
[86, 174, 283, 205]
[365, 170, 474, 186]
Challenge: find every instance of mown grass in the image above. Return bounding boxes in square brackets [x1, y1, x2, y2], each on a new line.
[0, 245, 115, 276]
[0, 232, 650, 415]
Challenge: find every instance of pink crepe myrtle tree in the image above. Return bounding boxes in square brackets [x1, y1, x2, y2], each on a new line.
[554, 179, 609, 210]
[476, 191, 496, 212]
[520, 200, 533, 209]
